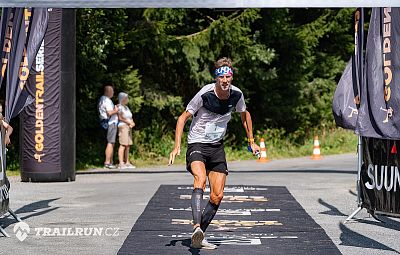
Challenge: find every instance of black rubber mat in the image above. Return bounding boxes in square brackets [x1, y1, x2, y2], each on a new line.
[118, 185, 341, 255]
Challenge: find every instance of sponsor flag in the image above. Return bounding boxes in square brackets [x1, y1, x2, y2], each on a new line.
[332, 58, 358, 129]
[0, 8, 13, 216]
[356, 8, 400, 139]
[5, 8, 48, 122]
[0, 8, 13, 89]
[0, 8, 48, 216]
[332, 9, 362, 130]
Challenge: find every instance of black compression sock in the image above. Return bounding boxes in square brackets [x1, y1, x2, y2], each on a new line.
[191, 188, 204, 226]
[200, 201, 220, 232]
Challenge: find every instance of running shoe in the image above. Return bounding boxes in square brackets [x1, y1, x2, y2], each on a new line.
[118, 164, 127, 169]
[190, 227, 204, 249]
[201, 238, 217, 250]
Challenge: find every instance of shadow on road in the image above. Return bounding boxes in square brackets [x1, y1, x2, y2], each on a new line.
[339, 222, 399, 253]
[355, 216, 400, 232]
[166, 238, 203, 255]
[0, 198, 60, 230]
[318, 198, 347, 216]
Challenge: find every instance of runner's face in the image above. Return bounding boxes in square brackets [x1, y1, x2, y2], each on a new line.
[216, 74, 233, 91]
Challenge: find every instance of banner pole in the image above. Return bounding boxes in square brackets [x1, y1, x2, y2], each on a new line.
[356, 136, 362, 206]
[345, 136, 363, 223]
[345, 7, 365, 223]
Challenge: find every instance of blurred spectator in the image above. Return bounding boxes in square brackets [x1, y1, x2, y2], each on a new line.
[98, 85, 118, 169]
[117, 92, 135, 169]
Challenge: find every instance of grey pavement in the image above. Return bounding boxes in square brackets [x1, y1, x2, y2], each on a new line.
[1, 153, 399, 255]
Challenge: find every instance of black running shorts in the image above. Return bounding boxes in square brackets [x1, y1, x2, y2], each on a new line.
[186, 141, 228, 175]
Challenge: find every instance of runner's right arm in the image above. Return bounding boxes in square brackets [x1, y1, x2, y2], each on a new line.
[168, 111, 192, 165]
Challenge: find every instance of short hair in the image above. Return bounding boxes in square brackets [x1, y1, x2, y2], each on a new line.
[214, 57, 233, 70]
[103, 84, 114, 92]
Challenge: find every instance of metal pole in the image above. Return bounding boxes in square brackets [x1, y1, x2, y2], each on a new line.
[345, 136, 363, 223]
[345, 7, 365, 223]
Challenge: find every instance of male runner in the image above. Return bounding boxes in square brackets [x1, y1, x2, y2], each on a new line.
[168, 57, 260, 249]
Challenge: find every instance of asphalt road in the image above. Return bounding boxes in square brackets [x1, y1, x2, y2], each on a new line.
[1, 153, 399, 255]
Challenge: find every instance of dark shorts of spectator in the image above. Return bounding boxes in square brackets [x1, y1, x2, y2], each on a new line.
[101, 122, 117, 144]
[107, 124, 117, 144]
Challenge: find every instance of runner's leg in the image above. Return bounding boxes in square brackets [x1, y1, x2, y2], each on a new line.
[201, 171, 226, 232]
[191, 161, 207, 229]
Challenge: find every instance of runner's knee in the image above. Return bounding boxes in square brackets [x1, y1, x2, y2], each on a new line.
[193, 175, 206, 189]
[210, 191, 224, 205]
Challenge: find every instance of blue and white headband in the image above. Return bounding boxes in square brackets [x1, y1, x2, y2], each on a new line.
[214, 66, 233, 77]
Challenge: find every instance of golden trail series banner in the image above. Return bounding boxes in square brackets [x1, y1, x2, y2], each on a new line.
[20, 8, 76, 182]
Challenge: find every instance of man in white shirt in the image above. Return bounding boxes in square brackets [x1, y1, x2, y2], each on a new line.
[168, 57, 260, 249]
[98, 85, 119, 169]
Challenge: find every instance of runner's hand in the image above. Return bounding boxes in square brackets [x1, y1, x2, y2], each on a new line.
[250, 143, 260, 155]
[168, 147, 180, 165]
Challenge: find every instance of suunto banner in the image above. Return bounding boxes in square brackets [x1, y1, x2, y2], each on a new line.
[360, 137, 400, 215]
[356, 8, 400, 139]
[21, 8, 62, 175]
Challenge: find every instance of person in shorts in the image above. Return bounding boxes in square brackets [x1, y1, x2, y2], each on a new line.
[117, 92, 136, 169]
[168, 57, 260, 249]
[98, 85, 119, 169]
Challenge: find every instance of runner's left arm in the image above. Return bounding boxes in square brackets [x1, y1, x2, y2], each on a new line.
[240, 111, 260, 154]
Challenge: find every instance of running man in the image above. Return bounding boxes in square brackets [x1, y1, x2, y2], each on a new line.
[168, 57, 260, 249]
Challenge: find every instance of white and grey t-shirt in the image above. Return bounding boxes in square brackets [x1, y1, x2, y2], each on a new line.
[118, 104, 133, 127]
[98, 95, 118, 125]
[186, 83, 246, 144]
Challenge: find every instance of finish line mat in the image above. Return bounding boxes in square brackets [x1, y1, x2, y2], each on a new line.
[118, 185, 341, 255]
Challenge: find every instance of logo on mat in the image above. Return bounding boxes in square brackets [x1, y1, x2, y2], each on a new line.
[14, 222, 30, 241]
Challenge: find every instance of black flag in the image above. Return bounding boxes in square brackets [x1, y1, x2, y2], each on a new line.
[0, 8, 13, 217]
[356, 8, 400, 139]
[0, 8, 48, 216]
[0, 8, 13, 89]
[332, 9, 362, 130]
[5, 8, 48, 122]
[332, 58, 358, 129]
